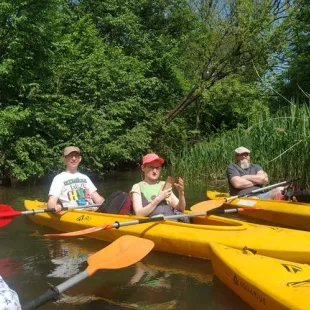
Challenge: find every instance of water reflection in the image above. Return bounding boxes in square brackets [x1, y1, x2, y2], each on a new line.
[0, 171, 252, 309]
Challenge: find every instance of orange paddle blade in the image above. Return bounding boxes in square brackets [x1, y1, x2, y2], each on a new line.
[44, 224, 114, 237]
[190, 200, 224, 212]
[86, 235, 154, 275]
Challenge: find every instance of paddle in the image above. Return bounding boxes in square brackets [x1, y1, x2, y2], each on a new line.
[45, 203, 255, 238]
[192, 180, 298, 213]
[191, 201, 262, 212]
[224, 179, 298, 202]
[0, 203, 102, 228]
[23, 235, 154, 309]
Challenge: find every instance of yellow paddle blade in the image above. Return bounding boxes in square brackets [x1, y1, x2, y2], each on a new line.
[86, 235, 154, 276]
[190, 200, 224, 212]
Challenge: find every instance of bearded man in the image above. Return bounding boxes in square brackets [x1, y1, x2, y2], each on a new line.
[226, 147, 281, 199]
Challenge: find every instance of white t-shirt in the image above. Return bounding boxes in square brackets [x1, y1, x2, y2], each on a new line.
[48, 171, 97, 206]
[0, 276, 21, 310]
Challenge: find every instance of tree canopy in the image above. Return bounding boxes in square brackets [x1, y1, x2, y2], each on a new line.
[0, 0, 304, 183]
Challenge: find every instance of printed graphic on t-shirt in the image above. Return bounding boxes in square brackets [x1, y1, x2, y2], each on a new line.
[63, 178, 92, 205]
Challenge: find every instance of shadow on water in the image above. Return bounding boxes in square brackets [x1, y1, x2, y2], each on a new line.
[0, 170, 252, 309]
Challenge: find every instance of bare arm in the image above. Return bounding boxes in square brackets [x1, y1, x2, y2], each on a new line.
[132, 187, 172, 217]
[47, 195, 62, 213]
[170, 177, 186, 212]
[90, 191, 105, 204]
[242, 171, 268, 184]
[86, 191, 105, 211]
[230, 171, 268, 189]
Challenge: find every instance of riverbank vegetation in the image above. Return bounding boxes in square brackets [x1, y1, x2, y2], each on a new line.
[0, 0, 309, 186]
[171, 103, 310, 188]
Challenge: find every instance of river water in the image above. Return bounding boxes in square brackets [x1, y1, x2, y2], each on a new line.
[0, 171, 251, 310]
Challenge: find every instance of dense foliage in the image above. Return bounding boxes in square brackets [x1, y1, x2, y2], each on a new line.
[274, 0, 310, 103]
[171, 103, 310, 188]
[0, 0, 308, 185]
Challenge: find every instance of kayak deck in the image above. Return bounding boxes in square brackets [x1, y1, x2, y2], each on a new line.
[210, 243, 310, 310]
[207, 190, 310, 231]
[24, 200, 310, 263]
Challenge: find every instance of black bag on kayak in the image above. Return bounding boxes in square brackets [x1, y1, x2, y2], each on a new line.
[97, 191, 133, 214]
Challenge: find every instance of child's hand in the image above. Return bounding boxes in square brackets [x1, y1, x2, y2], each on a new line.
[174, 177, 184, 195]
[157, 185, 172, 201]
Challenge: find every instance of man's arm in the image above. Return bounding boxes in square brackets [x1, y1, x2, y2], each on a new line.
[47, 175, 63, 212]
[90, 191, 105, 205]
[229, 176, 256, 189]
[47, 195, 63, 212]
[227, 164, 253, 189]
[227, 162, 269, 189]
[242, 170, 268, 184]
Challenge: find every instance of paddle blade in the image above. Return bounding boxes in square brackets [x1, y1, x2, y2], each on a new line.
[0, 217, 13, 228]
[44, 224, 114, 237]
[0, 204, 21, 227]
[86, 235, 154, 275]
[190, 200, 224, 212]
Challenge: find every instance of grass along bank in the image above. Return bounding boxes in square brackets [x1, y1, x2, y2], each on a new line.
[169, 104, 310, 190]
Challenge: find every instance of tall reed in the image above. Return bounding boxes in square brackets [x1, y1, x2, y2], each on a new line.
[170, 104, 310, 189]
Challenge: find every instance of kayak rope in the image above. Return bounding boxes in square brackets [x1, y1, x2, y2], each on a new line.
[287, 279, 310, 286]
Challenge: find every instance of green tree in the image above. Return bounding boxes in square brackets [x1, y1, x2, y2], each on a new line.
[275, 0, 310, 102]
[0, 0, 61, 105]
[0, 0, 297, 183]
[167, 0, 292, 123]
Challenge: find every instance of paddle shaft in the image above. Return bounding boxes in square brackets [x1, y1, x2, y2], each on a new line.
[22, 204, 102, 215]
[111, 208, 244, 229]
[23, 270, 89, 309]
[225, 179, 297, 202]
[0, 204, 102, 219]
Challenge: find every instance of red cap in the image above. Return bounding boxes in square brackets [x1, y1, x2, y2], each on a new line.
[142, 153, 165, 165]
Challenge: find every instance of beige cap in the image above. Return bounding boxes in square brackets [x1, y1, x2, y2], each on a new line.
[234, 146, 250, 154]
[63, 146, 81, 156]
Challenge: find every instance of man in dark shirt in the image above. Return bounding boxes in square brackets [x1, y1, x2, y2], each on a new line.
[226, 147, 282, 199]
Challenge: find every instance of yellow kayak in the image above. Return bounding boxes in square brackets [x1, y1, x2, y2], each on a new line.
[210, 243, 310, 310]
[25, 199, 310, 263]
[207, 190, 310, 231]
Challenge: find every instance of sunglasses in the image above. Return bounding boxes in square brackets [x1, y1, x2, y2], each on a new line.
[238, 153, 250, 157]
[65, 153, 81, 159]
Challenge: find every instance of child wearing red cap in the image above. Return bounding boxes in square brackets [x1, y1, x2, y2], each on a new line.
[130, 153, 186, 218]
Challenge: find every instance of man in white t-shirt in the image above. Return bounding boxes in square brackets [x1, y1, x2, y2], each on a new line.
[47, 146, 104, 212]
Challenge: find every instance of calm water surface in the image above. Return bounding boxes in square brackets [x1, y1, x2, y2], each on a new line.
[0, 171, 252, 309]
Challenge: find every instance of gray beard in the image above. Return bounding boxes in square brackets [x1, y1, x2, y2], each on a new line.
[239, 162, 250, 169]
